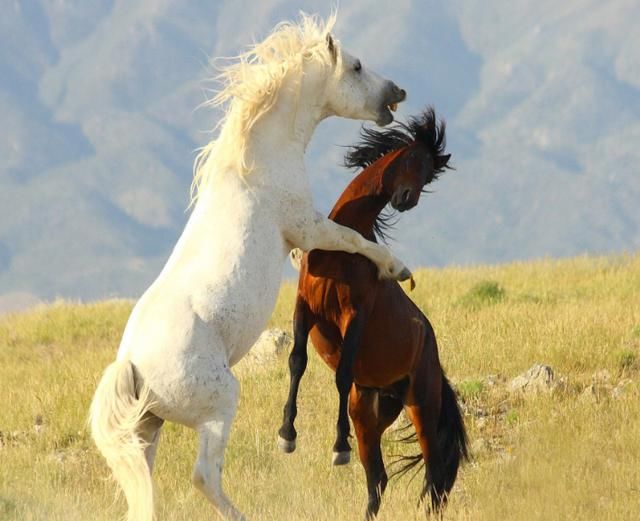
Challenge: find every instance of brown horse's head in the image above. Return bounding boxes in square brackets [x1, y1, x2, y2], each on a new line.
[386, 109, 451, 212]
[342, 107, 451, 240]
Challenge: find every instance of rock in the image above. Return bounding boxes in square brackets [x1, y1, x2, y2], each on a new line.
[580, 383, 625, 403]
[475, 416, 488, 429]
[471, 438, 490, 454]
[612, 379, 633, 399]
[50, 447, 87, 465]
[473, 407, 489, 418]
[498, 447, 515, 462]
[508, 364, 556, 394]
[485, 374, 502, 386]
[580, 384, 598, 402]
[592, 369, 611, 383]
[580, 383, 613, 403]
[245, 328, 293, 366]
[52, 450, 67, 464]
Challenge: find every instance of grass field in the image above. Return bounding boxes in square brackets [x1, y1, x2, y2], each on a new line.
[1, 254, 639, 520]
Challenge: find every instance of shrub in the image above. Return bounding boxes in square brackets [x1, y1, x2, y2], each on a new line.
[459, 280, 506, 309]
[457, 379, 485, 400]
[617, 349, 637, 371]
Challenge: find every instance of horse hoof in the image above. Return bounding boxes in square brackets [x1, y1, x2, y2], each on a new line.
[277, 435, 296, 453]
[332, 451, 351, 466]
[397, 266, 412, 282]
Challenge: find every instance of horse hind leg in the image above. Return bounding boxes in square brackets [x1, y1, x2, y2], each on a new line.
[138, 412, 164, 473]
[404, 370, 449, 513]
[350, 385, 403, 520]
[192, 370, 246, 521]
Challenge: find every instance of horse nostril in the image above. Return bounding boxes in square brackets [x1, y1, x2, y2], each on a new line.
[391, 84, 406, 99]
[401, 188, 411, 204]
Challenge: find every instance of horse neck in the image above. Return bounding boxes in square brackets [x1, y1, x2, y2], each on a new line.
[328, 151, 402, 241]
[244, 74, 326, 182]
[195, 70, 327, 204]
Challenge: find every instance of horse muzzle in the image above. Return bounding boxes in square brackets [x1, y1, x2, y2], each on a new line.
[376, 82, 407, 126]
[391, 186, 417, 212]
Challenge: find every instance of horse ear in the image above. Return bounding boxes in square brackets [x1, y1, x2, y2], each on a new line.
[435, 154, 451, 171]
[326, 33, 337, 64]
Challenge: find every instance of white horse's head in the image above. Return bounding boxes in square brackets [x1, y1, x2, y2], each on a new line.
[191, 14, 407, 201]
[320, 34, 406, 126]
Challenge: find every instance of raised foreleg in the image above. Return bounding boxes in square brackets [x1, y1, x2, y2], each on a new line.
[285, 211, 411, 281]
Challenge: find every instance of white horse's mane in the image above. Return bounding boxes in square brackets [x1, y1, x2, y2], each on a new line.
[191, 13, 337, 203]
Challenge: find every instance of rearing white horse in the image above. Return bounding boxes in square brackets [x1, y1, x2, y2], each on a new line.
[90, 14, 408, 521]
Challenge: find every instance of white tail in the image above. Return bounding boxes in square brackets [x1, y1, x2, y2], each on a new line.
[89, 360, 154, 521]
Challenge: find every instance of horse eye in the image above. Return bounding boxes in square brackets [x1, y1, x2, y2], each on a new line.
[353, 60, 362, 72]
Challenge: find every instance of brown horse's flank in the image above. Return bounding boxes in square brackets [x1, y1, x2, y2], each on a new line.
[278, 108, 468, 519]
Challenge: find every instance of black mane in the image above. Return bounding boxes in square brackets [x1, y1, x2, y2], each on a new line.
[344, 107, 448, 172]
[342, 107, 450, 243]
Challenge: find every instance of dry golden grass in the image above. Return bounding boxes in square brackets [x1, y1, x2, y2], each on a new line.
[1, 254, 639, 520]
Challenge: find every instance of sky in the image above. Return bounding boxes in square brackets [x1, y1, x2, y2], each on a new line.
[0, 0, 639, 310]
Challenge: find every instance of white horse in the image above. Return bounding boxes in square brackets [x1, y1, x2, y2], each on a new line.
[89, 14, 408, 521]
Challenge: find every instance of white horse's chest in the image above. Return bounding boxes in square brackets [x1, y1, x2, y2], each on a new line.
[189, 213, 286, 364]
[119, 179, 288, 371]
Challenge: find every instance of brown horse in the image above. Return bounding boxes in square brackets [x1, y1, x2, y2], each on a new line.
[277, 108, 468, 519]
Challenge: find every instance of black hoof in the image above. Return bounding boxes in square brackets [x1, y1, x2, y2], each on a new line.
[332, 450, 351, 465]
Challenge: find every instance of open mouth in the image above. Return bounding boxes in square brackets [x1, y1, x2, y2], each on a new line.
[377, 88, 406, 126]
[377, 102, 402, 126]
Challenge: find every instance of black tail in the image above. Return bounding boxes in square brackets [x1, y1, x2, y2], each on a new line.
[389, 372, 468, 511]
[437, 374, 469, 493]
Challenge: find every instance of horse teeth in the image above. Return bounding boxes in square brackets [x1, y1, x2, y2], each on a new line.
[389, 103, 398, 112]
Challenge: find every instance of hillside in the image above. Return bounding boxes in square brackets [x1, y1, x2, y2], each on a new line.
[1, 255, 639, 520]
[1, 1, 640, 307]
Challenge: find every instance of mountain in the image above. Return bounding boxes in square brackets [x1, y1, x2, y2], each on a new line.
[1, 0, 639, 307]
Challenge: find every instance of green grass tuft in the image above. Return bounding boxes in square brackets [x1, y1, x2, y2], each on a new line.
[459, 280, 506, 309]
[505, 409, 519, 425]
[457, 379, 485, 400]
[617, 349, 637, 371]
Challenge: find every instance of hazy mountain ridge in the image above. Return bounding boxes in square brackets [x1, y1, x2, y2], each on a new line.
[1, 1, 638, 305]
